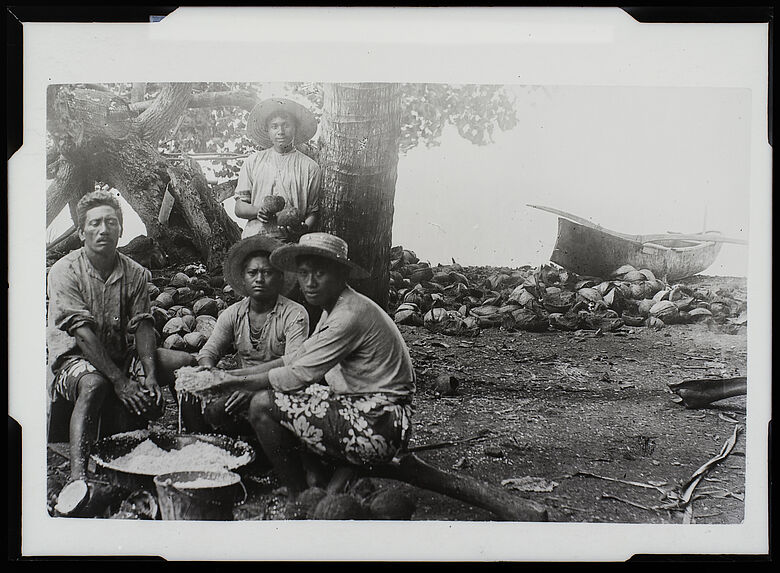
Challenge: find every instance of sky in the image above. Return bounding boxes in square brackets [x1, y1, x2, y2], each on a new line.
[49, 83, 750, 277]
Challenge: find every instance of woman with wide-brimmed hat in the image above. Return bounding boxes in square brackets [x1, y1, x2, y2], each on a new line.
[234, 98, 321, 242]
[205, 233, 417, 497]
[179, 234, 309, 436]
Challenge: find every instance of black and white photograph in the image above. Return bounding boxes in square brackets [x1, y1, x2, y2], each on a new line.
[9, 7, 771, 561]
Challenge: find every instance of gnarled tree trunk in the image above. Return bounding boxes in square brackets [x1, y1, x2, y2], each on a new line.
[319, 83, 402, 308]
[46, 83, 247, 270]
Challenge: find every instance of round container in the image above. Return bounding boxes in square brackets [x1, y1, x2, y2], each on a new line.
[154, 470, 245, 521]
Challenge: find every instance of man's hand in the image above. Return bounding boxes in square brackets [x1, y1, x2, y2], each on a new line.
[224, 390, 253, 416]
[141, 373, 164, 408]
[279, 220, 307, 242]
[114, 377, 155, 416]
[256, 207, 274, 224]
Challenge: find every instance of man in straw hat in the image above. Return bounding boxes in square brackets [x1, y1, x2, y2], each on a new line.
[208, 232, 416, 497]
[234, 98, 321, 242]
[180, 235, 309, 436]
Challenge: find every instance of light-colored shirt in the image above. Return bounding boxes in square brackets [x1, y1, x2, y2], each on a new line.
[46, 248, 154, 372]
[197, 295, 308, 368]
[268, 286, 416, 396]
[234, 148, 321, 239]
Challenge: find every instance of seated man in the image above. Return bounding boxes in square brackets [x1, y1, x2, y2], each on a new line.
[211, 233, 416, 498]
[180, 235, 309, 436]
[47, 190, 196, 485]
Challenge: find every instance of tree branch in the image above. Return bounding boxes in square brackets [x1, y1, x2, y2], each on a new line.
[128, 89, 258, 114]
[46, 159, 91, 226]
[134, 83, 193, 143]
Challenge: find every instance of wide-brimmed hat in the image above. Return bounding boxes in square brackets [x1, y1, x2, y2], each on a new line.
[269, 232, 369, 280]
[224, 235, 296, 297]
[246, 98, 318, 149]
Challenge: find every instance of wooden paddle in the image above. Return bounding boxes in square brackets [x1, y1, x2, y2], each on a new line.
[527, 204, 748, 246]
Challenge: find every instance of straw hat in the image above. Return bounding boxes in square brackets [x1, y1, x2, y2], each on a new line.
[246, 98, 318, 149]
[224, 235, 296, 297]
[269, 232, 369, 280]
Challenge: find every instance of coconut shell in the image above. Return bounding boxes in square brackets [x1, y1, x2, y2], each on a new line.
[183, 331, 208, 351]
[262, 195, 286, 214]
[163, 333, 187, 350]
[368, 490, 416, 520]
[276, 206, 302, 227]
[611, 264, 637, 278]
[181, 314, 197, 332]
[155, 292, 175, 310]
[645, 316, 665, 330]
[637, 299, 655, 318]
[311, 494, 367, 520]
[688, 307, 713, 319]
[176, 306, 195, 318]
[193, 297, 219, 318]
[394, 309, 424, 327]
[170, 272, 190, 288]
[409, 266, 434, 284]
[652, 289, 671, 303]
[162, 317, 188, 336]
[638, 269, 656, 281]
[151, 307, 170, 333]
[194, 315, 217, 339]
[622, 270, 646, 283]
[621, 313, 645, 327]
[147, 283, 160, 299]
[577, 287, 603, 304]
[650, 300, 679, 322]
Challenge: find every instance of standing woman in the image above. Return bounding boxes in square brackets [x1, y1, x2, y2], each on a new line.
[234, 98, 321, 242]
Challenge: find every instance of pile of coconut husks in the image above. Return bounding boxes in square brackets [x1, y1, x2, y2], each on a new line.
[139, 248, 747, 350]
[386, 246, 748, 338]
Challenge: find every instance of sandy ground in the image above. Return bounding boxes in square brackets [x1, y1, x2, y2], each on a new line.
[47, 275, 748, 524]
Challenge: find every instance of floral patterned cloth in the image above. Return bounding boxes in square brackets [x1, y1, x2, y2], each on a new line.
[270, 384, 413, 466]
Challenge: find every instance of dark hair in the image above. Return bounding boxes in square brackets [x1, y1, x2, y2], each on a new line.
[243, 250, 281, 273]
[265, 111, 298, 131]
[76, 189, 123, 230]
[295, 255, 349, 278]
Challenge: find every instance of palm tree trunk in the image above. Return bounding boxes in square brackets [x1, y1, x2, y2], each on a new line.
[320, 83, 401, 309]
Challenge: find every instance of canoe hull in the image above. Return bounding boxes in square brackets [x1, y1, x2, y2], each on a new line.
[550, 218, 722, 282]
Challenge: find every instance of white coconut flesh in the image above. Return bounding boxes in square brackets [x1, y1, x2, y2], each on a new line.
[55, 479, 89, 515]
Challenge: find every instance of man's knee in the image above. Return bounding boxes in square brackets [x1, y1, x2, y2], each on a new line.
[76, 373, 112, 402]
[248, 390, 275, 425]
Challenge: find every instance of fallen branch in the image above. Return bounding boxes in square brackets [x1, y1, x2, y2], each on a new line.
[575, 471, 669, 495]
[406, 429, 493, 453]
[362, 453, 548, 522]
[601, 493, 659, 513]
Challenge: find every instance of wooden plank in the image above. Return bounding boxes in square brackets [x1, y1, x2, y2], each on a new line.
[158, 188, 175, 224]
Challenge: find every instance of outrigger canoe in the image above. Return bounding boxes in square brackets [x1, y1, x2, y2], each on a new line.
[528, 205, 748, 282]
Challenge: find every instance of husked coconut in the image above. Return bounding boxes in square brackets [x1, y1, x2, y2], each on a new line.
[311, 494, 367, 520]
[155, 292, 175, 310]
[369, 490, 416, 520]
[193, 297, 219, 318]
[170, 272, 190, 288]
[637, 299, 655, 318]
[611, 264, 637, 278]
[183, 331, 208, 351]
[262, 195, 286, 214]
[622, 270, 646, 283]
[163, 317, 191, 336]
[276, 206, 301, 227]
[163, 333, 187, 350]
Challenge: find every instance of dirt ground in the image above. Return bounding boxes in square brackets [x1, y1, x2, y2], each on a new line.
[47, 275, 748, 524]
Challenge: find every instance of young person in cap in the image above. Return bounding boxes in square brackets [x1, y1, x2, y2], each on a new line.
[180, 235, 309, 436]
[209, 232, 416, 497]
[234, 98, 321, 242]
[46, 190, 196, 484]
